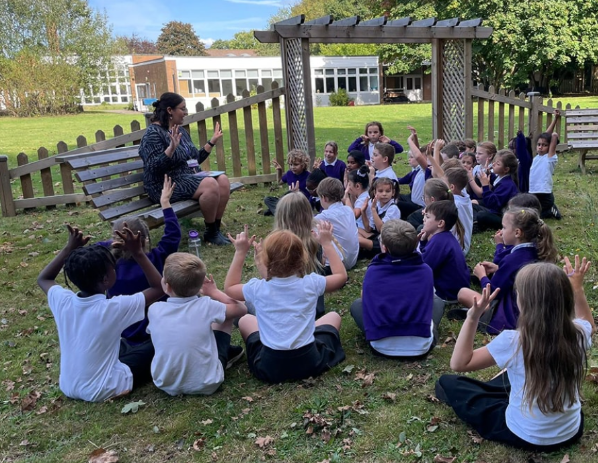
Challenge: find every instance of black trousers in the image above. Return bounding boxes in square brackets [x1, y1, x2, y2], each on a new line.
[119, 338, 154, 389]
[534, 192, 557, 218]
[435, 372, 584, 452]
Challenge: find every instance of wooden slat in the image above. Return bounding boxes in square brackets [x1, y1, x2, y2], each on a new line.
[271, 82, 284, 169]
[567, 117, 598, 124]
[411, 17, 436, 27]
[38, 147, 55, 210]
[14, 193, 87, 209]
[304, 15, 333, 26]
[76, 160, 144, 182]
[457, 18, 482, 27]
[357, 17, 387, 27]
[487, 86, 495, 142]
[226, 93, 242, 177]
[244, 89, 257, 176]
[497, 88, 505, 148]
[566, 133, 598, 140]
[60, 148, 140, 169]
[567, 124, 598, 131]
[55, 146, 137, 163]
[387, 17, 411, 27]
[333, 16, 360, 27]
[17, 153, 34, 200]
[58, 141, 75, 200]
[436, 18, 459, 27]
[471, 87, 532, 108]
[566, 109, 598, 117]
[99, 197, 155, 221]
[229, 174, 277, 184]
[91, 185, 145, 208]
[569, 141, 598, 148]
[83, 172, 144, 195]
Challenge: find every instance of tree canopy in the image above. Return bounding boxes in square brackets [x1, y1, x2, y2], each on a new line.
[156, 21, 207, 56]
[116, 34, 158, 55]
[0, 0, 115, 116]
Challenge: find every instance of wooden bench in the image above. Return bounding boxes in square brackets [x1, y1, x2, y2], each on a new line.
[565, 109, 598, 174]
[56, 146, 244, 228]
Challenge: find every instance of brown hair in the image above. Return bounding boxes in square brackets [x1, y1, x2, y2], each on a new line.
[508, 193, 541, 214]
[324, 141, 338, 155]
[425, 200, 465, 248]
[370, 177, 400, 202]
[274, 192, 321, 273]
[380, 219, 418, 256]
[261, 230, 307, 279]
[441, 142, 460, 159]
[163, 252, 206, 297]
[504, 207, 558, 262]
[477, 141, 497, 161]
[464, 139, 477, 150]
[424, 178, 454, 202]
[374, 142, 395, 165]
[441, 158, 461, 171]
[317, 177, 344, 203]
[365, 121, 384, 136]
[287, 149, 310, 170]
[444, 166, 469, 190]
[495, 149, 519, 187]
[515, 263, 587, 413]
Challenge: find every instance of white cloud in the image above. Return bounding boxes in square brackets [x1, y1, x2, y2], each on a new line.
[201, 38, 215, 48]
[196, 16, 266, 33]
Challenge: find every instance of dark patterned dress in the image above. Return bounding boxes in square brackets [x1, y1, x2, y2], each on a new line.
[139, 124, 211, 203]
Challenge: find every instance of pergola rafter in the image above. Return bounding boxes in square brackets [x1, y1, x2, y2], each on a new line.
[255, 15, 493, 158]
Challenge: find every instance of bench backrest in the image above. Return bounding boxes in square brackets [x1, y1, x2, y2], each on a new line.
[57, 146, 154, 222]
[565, 109, 598, 148]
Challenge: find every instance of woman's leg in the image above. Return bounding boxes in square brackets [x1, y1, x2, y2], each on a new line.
[192, 177, 219, 222]
[215, 174, 231, 220]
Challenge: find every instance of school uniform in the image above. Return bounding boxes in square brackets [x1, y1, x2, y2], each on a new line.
[242, 274, 345, 383]
[454, 191, 473, 255]
[479, 244, 538, 334]
[529, 154, 559, 218]
[321, 159, 346, 182]
[474, 175, 518, 231]
[514, 131, 532, 193]
[315, 202, 359, 270]
[436, 319, 591, 451]
[398, 166, 432, 217]
[419, 231, 470, 301]
[350, 252, 442, 357]
[348, 138, 403, 161]
[374, 166, 398, 181]
[354, 191, 370, 230]
[281, 169, 311, 199]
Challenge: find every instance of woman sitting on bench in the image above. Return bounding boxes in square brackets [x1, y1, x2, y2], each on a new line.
[139, 92, 231, 245]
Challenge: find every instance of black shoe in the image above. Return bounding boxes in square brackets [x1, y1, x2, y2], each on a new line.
[446, 307, 469, 321]
[204, 230, 231, 246]
[226, 345, 244, 369]
[550, 205, 562, 220]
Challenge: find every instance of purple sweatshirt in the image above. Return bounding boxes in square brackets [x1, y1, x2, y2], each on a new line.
[481, 245, 538, 334]
[419, 231, 470, 300]
[347, 137, 404, 161]
[515, 131, 532, 193]
[97, 207, 181, 343]
[321, 159, 346, 182]
[281, 169, 310, 200]
[362, 252, 434, 340]
[481, 176, 519, 214]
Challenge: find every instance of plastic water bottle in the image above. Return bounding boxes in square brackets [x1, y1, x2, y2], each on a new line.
[188, 230, 201, 258]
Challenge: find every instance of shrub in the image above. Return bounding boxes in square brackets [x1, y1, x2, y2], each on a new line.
[329, 88, 352, 106]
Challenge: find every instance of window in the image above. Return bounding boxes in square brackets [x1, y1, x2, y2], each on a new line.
[338, 69, 346, 75]
[193, 79, 205, 95]
[406, 77, 413, 90]
[180, 70, 191, 78]
[262, 69, 272, 77]
[359, 68, 368, 74]
[359, 76, 368, 91]
[120, 84, 127, 94]
[314, 69, 323, 76]
[110, 85, 117, 95]
[325, 69, 334, 76]
[111, 96, 118, 102]
[338, 76, 347, 91]
[222, 79, 233, 96]
[262, 78, 273, 90]
[208, 78, 221, 96]
[121, 96, 128, 102]
[178, 80, 192, 97]
[248, 78, 259, 92]
[370, 75, 379, 91]
[414, 77, 422, 89]
[326, 77, 335, 93]
[235, 70, 247, 95]
[192, 70, 204, 79]
[248, 69, 258, 78]
[315, 78, 324, 93]
[348, 76, 357, 92]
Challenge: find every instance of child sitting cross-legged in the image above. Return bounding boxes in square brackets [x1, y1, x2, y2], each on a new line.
[224, 223, 347, 384]
[146, 253, 246, 396]
[350, 219, 445, 358]
[37, 225, 164, 402]
[418, 201, 471, 304]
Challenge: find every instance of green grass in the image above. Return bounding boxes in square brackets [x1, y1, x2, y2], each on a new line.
[2, 102, 598, 462]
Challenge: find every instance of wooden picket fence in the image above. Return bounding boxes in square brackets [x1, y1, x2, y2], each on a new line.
[0, 83, 285, 217]
[472, 84, 579, 149]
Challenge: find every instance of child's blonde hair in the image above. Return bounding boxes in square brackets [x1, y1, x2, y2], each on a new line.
[260, 230, 307, 280]
[111, 216, 151, 260]
[477, 141, 497, 161]
[163, 252, 206, 297]
[287, 149, 310, 170]
[274, 192, 321, 273]
[515, 262, 586, 413]
[504, 207, 557, 262]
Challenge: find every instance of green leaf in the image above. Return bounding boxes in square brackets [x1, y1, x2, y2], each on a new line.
[121, 400, 145, 414]
[342, 364, 355, 374]
[399, 431, 406, 443]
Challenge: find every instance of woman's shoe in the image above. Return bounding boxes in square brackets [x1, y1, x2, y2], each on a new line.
[204, 230, 231, 245]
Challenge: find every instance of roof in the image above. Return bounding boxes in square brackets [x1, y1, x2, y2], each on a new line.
[205, 49, 258, 57]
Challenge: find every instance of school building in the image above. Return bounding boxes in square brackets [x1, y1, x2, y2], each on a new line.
[80, 53, 432, 111]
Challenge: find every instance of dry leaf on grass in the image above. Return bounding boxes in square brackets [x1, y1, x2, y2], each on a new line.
[201, 419, 213, 425]
[467, 430, 484, 444]
[433, 456, 456, 463]
[561, 455, 570, 463]
[241, 396, 254, 403]
[88, 448, 119, 463]
[21, 390, 41, 411]
[586, 366, 598, 383]
[192, 438, 206, 451]
[382, 392, 396, 402]
[255, 435, 274, 448]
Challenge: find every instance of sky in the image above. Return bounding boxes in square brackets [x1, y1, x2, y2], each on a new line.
[87, 0, 294, 48]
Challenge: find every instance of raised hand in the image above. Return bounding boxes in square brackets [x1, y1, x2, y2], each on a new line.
[473, 262, 488, 279]
[468, 284, 500, 320]
[65, 224, 90, 250]
[313, 157, 323, 170]
[417, 229, 428, 242]
[479, 168, 490, 186]
[114, 225, 144, 256]
[167, 125, 182, 155]
[361, 134, 369, 143]
[228, 224, 255, 254]
[200, 274, 218, 297]
[407, 125, 417, 136]
[314, 220, 334, 246]
[481, 261, 499, 275]
[288, 181, 299, 192]
[211, 122, 224, 144]
[564, 255, 591, 292]
[160, 175, 176, 207]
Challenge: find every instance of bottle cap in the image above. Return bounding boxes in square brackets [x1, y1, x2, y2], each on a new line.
[189, 230, 200, 239]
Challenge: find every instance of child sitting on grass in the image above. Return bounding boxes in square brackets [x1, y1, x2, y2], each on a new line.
[146, 253, 246, 396]
[371, 143, 398, 181]
[315, 177, 360, 270]
[313, 141, 346, 182]
[224, 223, 347, 384]
[350, 219, 444, 357]
[265, 149, 311, 214]
[37, 225, 164, 402]
[96, 175, 179, 345]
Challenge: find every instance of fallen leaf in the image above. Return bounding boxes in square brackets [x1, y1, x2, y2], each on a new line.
[586, 366, 598, 383]
[201, 419, 213, 425]
[433, 456, 456, 463]
[561, 455, 570, 463]
[36, 405, 48, 415]
[193, 438, 206, 451]
[467, 430, 484, 444]
[121, 400, 145, 414]
[342, 364, 355, 374]
[382, 392, 396, 402]
[427, 425, 439, 432]
[88, 448, 119, 463]
[241, 396, 254, 403]
[21, 390, 41, 411]
[19, 262, 28, 268]
[255, 435, 274, 448]
[20, 440, 30, 447]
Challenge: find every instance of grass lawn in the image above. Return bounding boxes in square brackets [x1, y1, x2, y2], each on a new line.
[1, 101, 598, 462]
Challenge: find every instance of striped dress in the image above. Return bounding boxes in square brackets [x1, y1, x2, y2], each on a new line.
[139, 124, 211, 203]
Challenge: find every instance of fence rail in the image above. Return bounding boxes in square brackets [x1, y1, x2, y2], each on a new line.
[472, 84, 579, 149]
[0, 83, 285, 217]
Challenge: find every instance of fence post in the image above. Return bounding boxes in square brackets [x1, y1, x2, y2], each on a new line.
[242, 89, 257, 176]
[144, 112, 153, 127]
[527, 92, 540, 145]
[0, 156, 16, 217]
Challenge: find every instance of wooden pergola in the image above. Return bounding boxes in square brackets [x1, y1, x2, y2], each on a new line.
[255, 15, 493, 158]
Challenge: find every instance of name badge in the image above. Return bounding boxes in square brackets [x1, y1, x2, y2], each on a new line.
[187, 159, 199, 169]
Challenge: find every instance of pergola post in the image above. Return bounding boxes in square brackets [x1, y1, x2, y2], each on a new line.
[431, 39, 444, 140]
[280, 37, 316, 160]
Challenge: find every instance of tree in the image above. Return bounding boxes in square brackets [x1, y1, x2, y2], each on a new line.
[156, 21, 207, 56]
[0, 0, 115, 116]
[116, 34, 158, 55]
